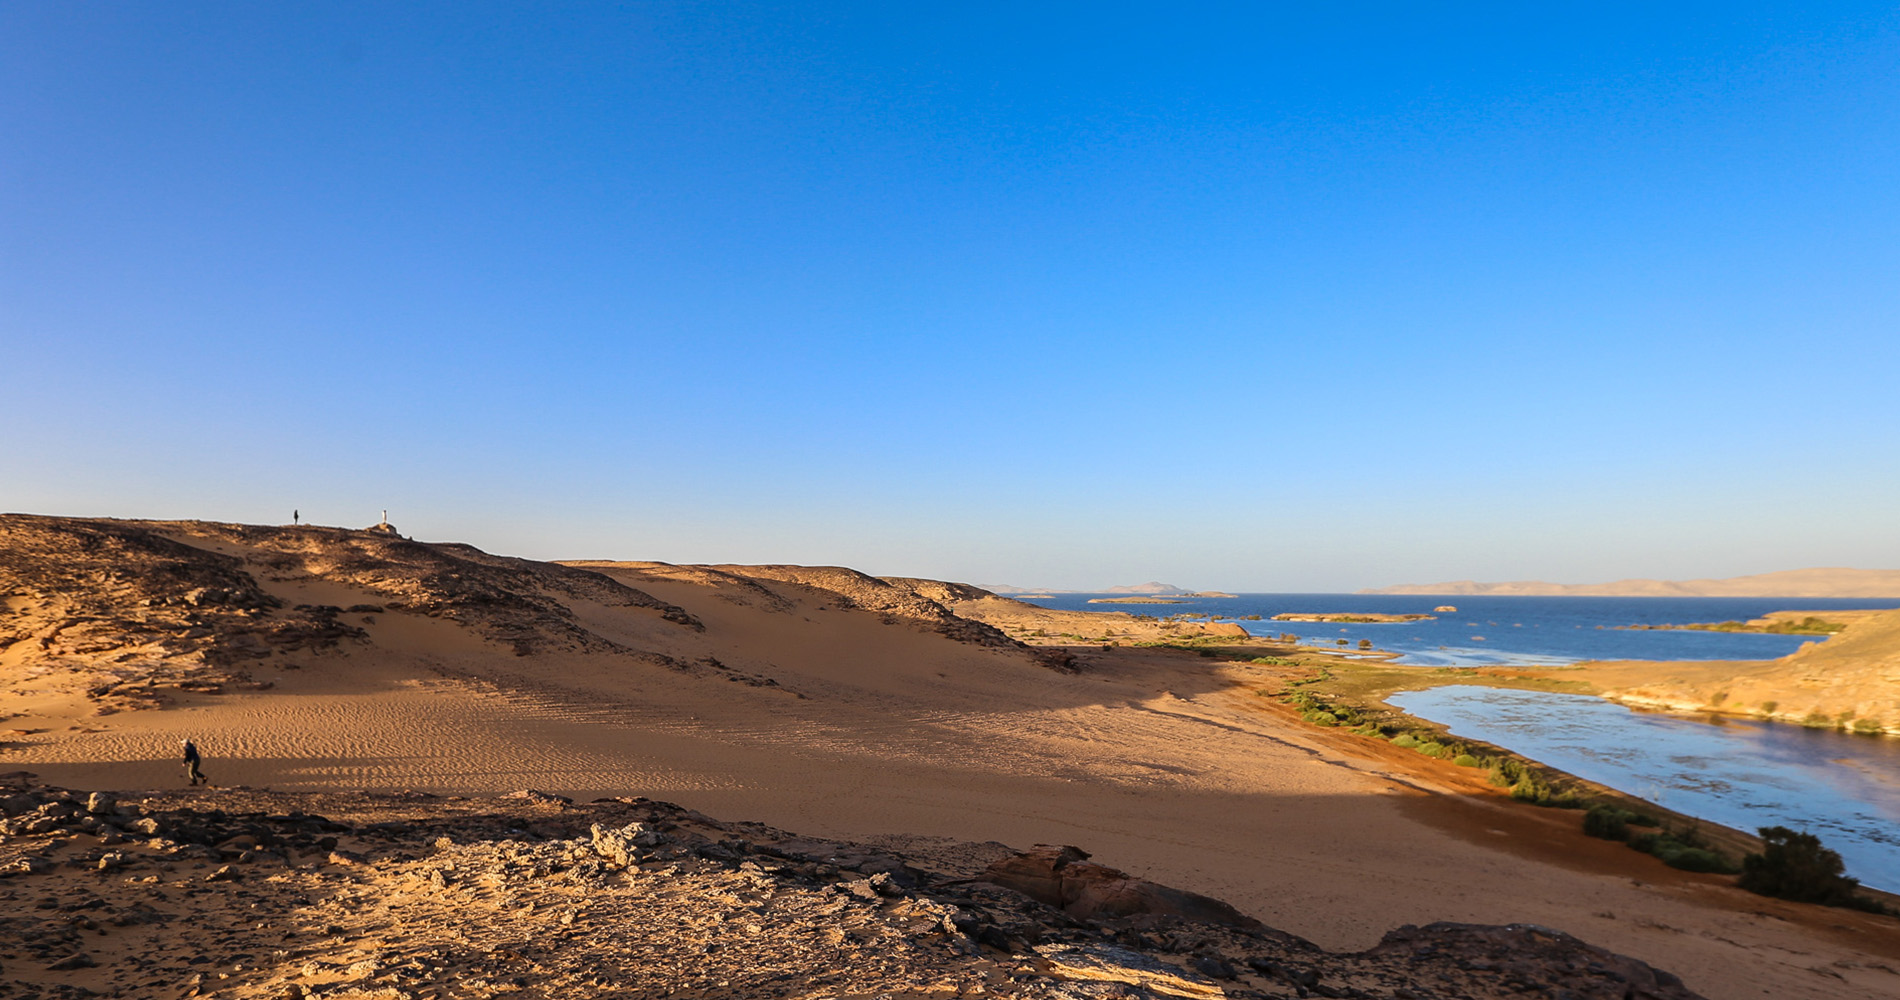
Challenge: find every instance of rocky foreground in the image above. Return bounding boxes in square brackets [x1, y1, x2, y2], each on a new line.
[0, 776, 1701, 1000]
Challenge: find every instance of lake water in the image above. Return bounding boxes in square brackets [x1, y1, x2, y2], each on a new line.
[1014, 593, 1900, 665]
[1390, 686, 1900, 891]
[1018, 593, 1900, 888]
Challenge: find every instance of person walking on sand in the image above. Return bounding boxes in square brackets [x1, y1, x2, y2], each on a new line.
[181, 738, 207, 786]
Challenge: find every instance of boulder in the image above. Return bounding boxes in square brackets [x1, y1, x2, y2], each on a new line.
[981, 846, 1261, 929]
[1362, 923, 1701, 999]
[591, 822, 666, 867]
[3, 855, 55, 876]
[503, 789, 572, 807]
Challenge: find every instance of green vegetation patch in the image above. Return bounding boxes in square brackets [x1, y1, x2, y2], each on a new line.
[1582, 804, 1660, 841]
[1628, 831, 1738, 874]
[1740, 827, 1892, 914]
[1264, 662, 1595, 809]
[1698, 616, 1845, 635]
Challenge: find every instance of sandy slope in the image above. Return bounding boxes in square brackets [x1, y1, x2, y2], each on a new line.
[4, 517, 1898, 999]
[1567, 606, 1900, 733]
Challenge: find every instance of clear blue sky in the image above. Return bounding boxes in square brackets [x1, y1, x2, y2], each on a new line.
[4, 3, 1897, 590]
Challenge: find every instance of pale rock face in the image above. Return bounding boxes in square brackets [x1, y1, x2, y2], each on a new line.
[590, 820, 668, 867]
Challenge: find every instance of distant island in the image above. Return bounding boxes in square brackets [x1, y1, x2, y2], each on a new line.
[1614, 615, 1846, 635]
[1359, 567, 1900, 598]
[1103, 581, 1190, 595]
[982, 582, 1237, 598]
[1272, 612, 1435, 623]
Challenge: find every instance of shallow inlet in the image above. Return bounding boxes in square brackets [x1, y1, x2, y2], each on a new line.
[1389, 686, 1900, 891]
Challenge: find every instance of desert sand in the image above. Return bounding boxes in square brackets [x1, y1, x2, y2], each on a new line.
[4, 516, 1899, 998]
[1559, 606, 1900, 734]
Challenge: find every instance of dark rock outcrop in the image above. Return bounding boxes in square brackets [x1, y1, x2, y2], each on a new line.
[982, 844, 1262, 928]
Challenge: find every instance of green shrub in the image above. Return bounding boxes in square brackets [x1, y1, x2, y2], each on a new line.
[1304, 710, 1339, 726]
[1624, 828, 1740, 874]
[1416, 741, 1448, 758]
[1391, 734, 1421, 749]
[1740, 827, 1882, 910]
[1452, 754, 1481, 768]
[1509, 774, 1551, 805]
[1759, 700, 1778, 714]
[1583, 805, 1630, 841]
[1655, 843, 1736, 874]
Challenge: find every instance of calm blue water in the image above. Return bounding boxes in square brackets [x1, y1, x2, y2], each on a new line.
[1391, 687, 1900, 891]
[1015, 593, 1900, 665]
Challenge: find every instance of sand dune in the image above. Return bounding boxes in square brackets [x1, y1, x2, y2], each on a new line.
[4, 515, 1899, 998]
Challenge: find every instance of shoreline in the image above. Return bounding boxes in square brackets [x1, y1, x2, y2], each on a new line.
[1218, 626, 1900, 901]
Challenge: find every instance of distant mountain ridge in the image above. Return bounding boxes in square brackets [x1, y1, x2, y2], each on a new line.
[1360, 567, 1900, 598]
[1102, 581, 1189, 595]
[978, 582, 1191, 595]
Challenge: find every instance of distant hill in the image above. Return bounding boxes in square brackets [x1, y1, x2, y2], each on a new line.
[982, 581, 1198, 595]
[1103, 581, 1189, 595]
[1360, 567, 1900, 598]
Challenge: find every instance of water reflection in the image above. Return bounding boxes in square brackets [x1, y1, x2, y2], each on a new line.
[1389, 686, 1900, 890]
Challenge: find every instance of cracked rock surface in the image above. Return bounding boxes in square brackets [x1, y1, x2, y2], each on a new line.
[1, 778, 1702, 999]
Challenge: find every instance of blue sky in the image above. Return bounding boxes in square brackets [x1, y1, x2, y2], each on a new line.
[4, 3, 1897, 590]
